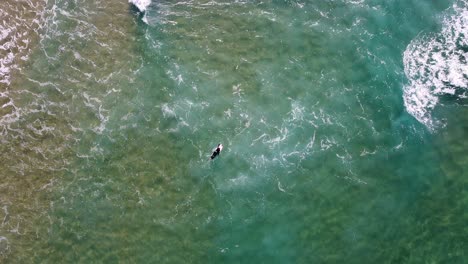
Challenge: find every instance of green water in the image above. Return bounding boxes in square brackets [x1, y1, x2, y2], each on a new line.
[1, 0, 467, 263]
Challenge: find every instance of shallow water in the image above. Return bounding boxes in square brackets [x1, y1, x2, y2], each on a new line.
[1, 0, 467, 262]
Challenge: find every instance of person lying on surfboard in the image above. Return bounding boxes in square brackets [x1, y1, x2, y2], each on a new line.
[211, 144, 223, 159]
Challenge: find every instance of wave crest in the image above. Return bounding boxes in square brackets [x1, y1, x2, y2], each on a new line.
[129, 0, 151, 12]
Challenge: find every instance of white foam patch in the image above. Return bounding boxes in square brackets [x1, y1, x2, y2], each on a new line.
[0, 236, 9, 255]
[403, 1, 468, 129]
[129, 0, 152, 12]
[161, 103, 176, 118]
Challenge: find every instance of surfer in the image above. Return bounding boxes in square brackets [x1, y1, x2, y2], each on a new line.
[210, 144, 223, 159]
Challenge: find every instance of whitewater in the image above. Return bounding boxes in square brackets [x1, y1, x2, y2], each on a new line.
[403, 0, 468, 129]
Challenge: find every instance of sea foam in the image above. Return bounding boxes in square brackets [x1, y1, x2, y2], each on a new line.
[0, 1, 46, 85]
[403, 1, 468, 129]
[129, 0, 151, 12]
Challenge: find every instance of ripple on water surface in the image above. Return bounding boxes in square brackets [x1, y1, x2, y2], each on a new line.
[1, 0, 468, 263]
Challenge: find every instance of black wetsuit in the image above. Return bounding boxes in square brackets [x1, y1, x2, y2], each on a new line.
[211, 147, 221, 159]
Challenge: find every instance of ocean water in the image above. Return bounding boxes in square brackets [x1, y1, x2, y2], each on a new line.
[0, 0, 467, 263]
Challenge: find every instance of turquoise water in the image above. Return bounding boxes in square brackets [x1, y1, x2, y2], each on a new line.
[0, 0, 467, 262]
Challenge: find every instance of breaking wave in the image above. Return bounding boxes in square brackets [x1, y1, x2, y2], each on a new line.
[129, 0, 151, 12]
[129, 0, 152, 23]
[403, 1, 468, 129]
